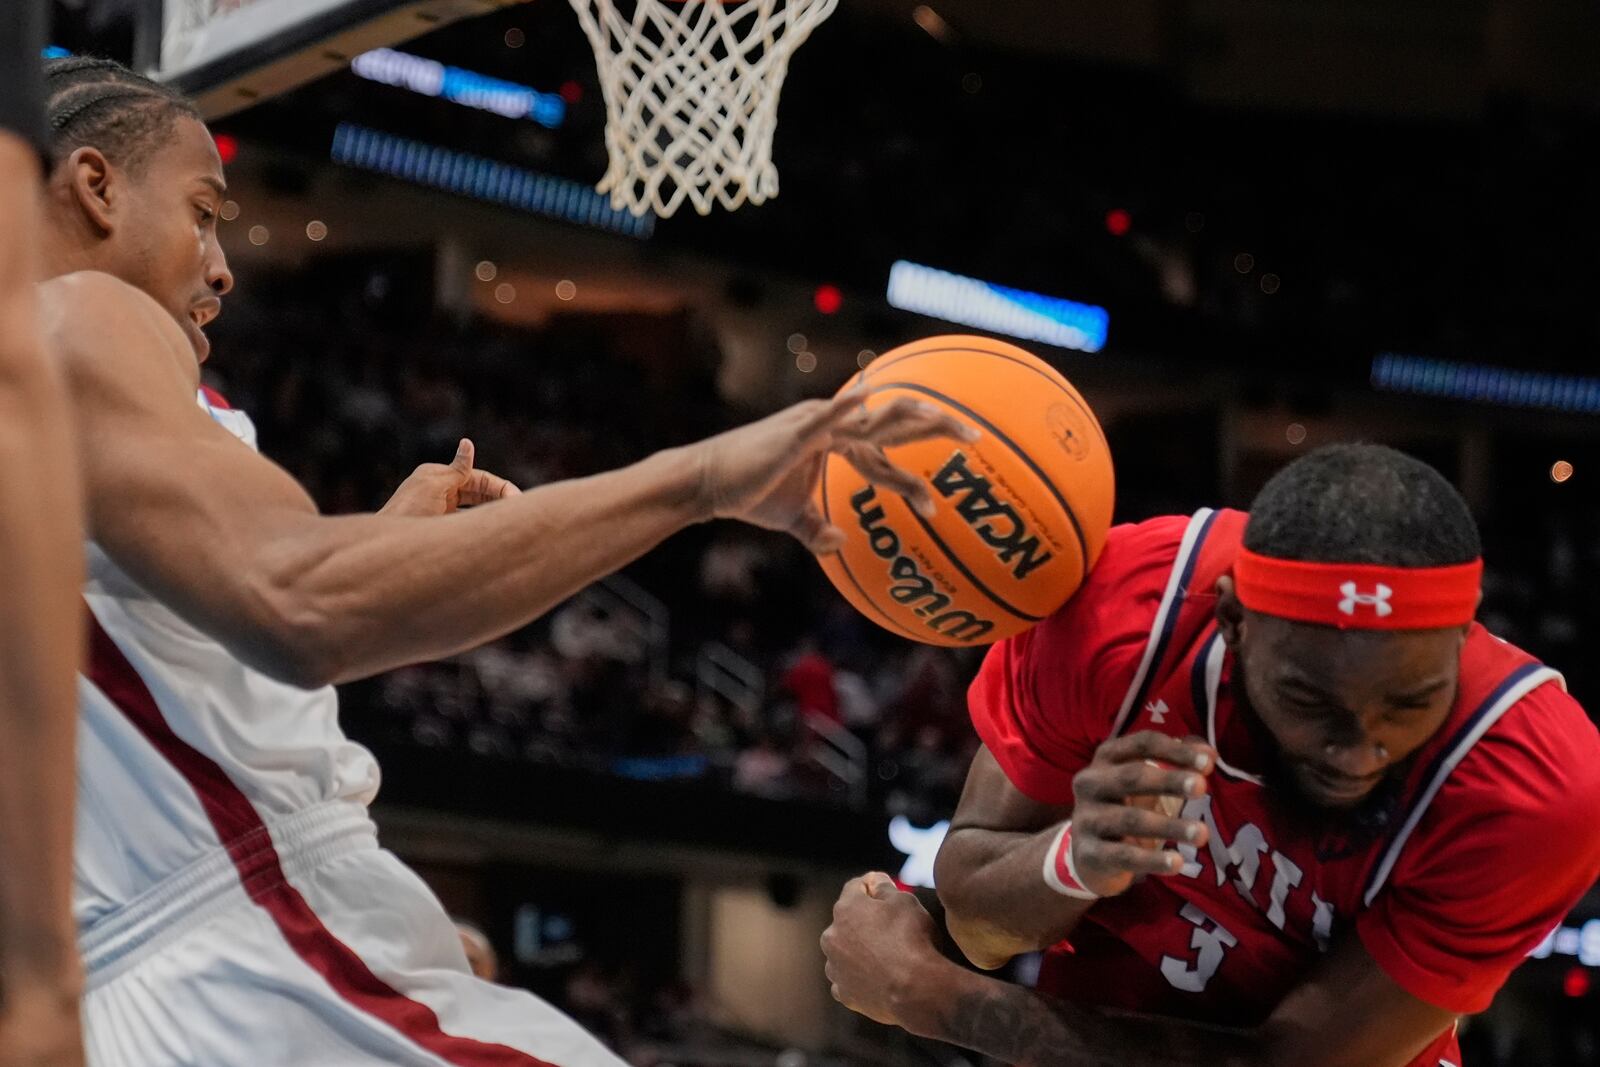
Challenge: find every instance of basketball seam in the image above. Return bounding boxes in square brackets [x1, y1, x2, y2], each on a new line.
[865, 380, 1090, 574]
[900, 506, 1045, 622]
[863, 341, 1111, 455]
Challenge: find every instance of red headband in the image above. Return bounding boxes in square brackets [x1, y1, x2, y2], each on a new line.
[1233, 549, 1482, 630]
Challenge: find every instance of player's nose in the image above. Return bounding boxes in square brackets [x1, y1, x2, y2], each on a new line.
[206, 241, 234, 297]
[1319, 734, 1389, 779]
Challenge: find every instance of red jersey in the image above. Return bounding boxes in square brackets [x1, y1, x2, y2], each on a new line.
[969, 509, 1600, 1067]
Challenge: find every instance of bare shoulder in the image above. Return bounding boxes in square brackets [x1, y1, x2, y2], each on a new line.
[37, 271, 197, 393]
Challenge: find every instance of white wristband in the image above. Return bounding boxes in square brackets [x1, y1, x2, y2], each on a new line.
[1042, 821, 1100, 900]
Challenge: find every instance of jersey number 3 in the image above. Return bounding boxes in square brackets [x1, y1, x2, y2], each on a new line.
[1159, 901, 1238, 993]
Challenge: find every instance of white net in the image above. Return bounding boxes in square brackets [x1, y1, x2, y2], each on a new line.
[567, 0, 839, 218]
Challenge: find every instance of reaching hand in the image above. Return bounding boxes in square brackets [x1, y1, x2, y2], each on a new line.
[693, 388, 978, 553]
[378, 439, 521, 517]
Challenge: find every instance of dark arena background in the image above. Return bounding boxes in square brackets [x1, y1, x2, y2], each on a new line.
[44, 0, 1600, 1063]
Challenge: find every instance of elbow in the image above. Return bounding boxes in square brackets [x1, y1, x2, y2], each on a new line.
[269, 647, 340, 692]
[942, 905, 1025, 972]
[932, 830, 978, 913]
[247, 588, 344, 690]
[932, 835, 1016, 970]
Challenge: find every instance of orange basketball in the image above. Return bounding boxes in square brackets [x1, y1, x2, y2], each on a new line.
[814, 334, 1115, 646]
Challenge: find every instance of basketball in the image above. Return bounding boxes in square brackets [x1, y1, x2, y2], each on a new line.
[814, 334, 1115, 647]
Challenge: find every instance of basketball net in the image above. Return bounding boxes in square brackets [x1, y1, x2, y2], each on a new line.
[567, 0, 838, 218]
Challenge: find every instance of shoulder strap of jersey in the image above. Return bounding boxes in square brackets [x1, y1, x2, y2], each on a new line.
[1360, 627, 1564, 905]
[1109, 508, 1244, 737]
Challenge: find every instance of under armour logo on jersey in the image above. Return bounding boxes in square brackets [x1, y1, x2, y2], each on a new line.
[1338, 581, 1393, 618]
[1146, 699, 1169, 725]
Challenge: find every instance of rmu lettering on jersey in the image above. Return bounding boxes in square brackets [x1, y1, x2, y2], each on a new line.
[931, 451, 1054, 580]
[851, 485, 994, 642]
[1159, 794, 1336, 992]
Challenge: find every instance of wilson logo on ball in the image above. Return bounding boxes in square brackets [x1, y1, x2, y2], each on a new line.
[812, 335, 1114, 647]
[850, 486, 996, 643]
[931, 451, 1054, 580]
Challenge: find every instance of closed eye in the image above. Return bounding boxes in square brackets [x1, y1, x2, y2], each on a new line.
[1282, 696, 1339, 719]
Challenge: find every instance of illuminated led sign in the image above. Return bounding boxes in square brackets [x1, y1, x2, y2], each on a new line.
[330, 124, 653, 238]
[351, 48, 566, 129]
[1373, 353, 1600, 414]
[886, 260, 1110, 354]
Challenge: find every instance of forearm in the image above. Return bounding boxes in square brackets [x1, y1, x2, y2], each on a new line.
[937, 824, 1091, 965]
[916, 963, 1260, 1067]
[0, 148, 87, 989]
[257, 445, 706, 684]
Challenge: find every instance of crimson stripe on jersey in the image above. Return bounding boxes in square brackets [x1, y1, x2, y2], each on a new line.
[199, 385, 233, 410]
[84, 614, 565, 1067]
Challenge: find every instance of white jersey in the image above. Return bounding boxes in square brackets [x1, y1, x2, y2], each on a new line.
[75, 389, 624, 1067]
[74, 389, 381, 932]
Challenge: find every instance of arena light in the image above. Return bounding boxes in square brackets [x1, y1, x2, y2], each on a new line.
[1566, 967, 1591, 999]
[886, 260, 1110, 354]
[1529, 920, 1600, 967]
[1372, 353, 1600, 415]
[350, 48, 566, 129]
[330, 124, 653, 239]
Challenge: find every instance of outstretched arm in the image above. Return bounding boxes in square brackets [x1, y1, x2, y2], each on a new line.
[46, 272, 973, 689]
[0, 12, 88, 1064]
[822, 874, 1454, 1067]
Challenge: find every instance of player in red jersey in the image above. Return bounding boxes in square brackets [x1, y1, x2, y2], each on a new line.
[822, 444, 1600, 1067]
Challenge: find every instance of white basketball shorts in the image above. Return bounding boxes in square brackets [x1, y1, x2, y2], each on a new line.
[78, 801, 624, 1067]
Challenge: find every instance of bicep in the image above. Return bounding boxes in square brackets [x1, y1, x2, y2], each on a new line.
[48, 275, 322, 664]
[950, 745, 1075, 834]
[936, 745, 1074, 886]
[1258, 934, 1457, 1067]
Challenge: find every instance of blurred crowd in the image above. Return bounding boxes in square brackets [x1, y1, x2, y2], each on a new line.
[204, 262, 983, 819]
[202, 260, 1600, 823]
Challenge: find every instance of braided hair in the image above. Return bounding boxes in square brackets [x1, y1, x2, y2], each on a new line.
[1243, 443, 1481, 567]
[45, 56, 200, 174]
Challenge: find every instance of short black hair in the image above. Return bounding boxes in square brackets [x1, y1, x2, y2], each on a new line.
[45, 56, 201, 174]
[1244, 443, 1481, 566]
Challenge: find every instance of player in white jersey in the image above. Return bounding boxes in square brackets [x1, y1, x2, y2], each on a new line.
[0, 7, 87, 1064]
[33, 57, 971, 1067]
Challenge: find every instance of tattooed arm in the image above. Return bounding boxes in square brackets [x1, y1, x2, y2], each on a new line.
[939, 976, 1254, 1067]
[821, 874, 1455, 1067]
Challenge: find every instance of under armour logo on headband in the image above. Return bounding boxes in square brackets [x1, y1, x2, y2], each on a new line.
[1338, 582, 1393, 618]
[1235, 548, 1479, 630]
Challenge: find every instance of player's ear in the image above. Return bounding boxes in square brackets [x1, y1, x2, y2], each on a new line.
[1215, 575, 1245, 651]
[63, 145, 116, 236]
